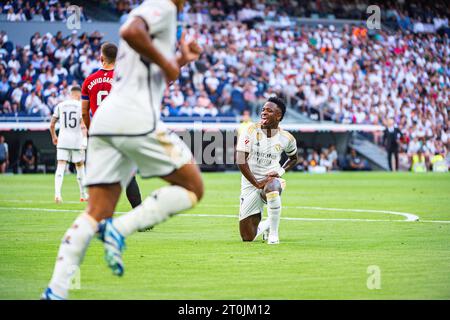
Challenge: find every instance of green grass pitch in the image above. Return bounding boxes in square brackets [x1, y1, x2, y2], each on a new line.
[0, 172, 449, 299]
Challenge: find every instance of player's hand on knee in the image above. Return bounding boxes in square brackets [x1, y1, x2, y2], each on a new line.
[266, 171, 280, 178]
[255, 176, 275, 189]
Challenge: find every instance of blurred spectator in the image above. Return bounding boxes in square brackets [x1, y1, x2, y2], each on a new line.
[430, 152, 449, 172]
[20, 140, 37, 173]
[411, 148, 427, 172]
[0, 135, 9, 173]
[345, 148, 371, 171]
[238, 109, 252, 136]
[327, 144, 338, 169]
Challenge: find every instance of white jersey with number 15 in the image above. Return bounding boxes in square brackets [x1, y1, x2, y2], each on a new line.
[53, 99, 83, 150]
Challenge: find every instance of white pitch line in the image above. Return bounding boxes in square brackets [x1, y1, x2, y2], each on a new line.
[199, 204, 420, 222]
[0, 199, 81, 204]
[0, 200, 421, 221]
[1, 206, 448, 223]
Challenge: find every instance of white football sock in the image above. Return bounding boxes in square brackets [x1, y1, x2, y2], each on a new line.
[48, 213, 98, 299]
[54, 163, 66, 198]
[113, 185, 198, 237]
[75, 165, 87, 198]
[255, 218, 270, 240]
[267, 191, 281, 238]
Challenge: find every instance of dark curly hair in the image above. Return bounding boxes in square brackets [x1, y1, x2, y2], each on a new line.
[267, 96, 286, 120]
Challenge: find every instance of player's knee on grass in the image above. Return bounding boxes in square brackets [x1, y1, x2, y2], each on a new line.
[240, 224, 256, 241]
[239, 215, 260, 241]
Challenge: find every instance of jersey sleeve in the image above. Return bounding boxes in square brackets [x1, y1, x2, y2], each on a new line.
[81, 77, 89, 101]
[128, 2, 174, 35]
[283, 132, 298, 156]
[236, 125, 254, 154]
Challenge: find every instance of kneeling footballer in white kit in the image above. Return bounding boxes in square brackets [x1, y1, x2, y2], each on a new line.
[236, 97, 298, 244]
[49, 86, 88, 203]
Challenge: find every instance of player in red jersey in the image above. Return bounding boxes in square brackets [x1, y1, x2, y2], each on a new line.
[81, 43, 142, 210]
[81, 43, 116, 129]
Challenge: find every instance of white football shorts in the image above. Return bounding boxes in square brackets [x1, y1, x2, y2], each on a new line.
[239, 178, 286, 221]
[84, 130, 193, 188]
[57, 148, 85, 163]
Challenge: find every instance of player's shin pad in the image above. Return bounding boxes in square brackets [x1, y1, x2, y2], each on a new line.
[113, 186, 198, 237]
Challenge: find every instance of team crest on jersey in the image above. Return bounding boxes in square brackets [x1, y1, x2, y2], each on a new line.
[274, 144, 282, 152]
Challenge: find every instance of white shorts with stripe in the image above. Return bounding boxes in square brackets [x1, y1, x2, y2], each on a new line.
[239, 178, 286, 221]
[84, 129, 193, 189]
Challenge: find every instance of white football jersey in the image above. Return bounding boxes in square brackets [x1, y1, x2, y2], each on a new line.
[53, 99, 83, 150]
[89, 0, 177, 136]
[236, 123, 297, 187]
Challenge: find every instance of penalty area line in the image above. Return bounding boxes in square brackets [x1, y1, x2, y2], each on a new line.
[0, 206, 448, 224]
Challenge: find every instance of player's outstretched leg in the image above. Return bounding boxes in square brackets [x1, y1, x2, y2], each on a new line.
[54, 160, 66, 203]
[42, 183, 121, 300]
[75, 162, 88, 201]
[262, 179, 282, 244]
[112, 162, 203, 240]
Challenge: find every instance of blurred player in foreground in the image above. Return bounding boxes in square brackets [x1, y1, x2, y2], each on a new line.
[49, 86, 88, 203]
[236, 97, 298, 244]
[81, 42, 142, 210]
[42, 0, 203, 300]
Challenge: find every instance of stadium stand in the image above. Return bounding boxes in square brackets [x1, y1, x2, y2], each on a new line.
[0, 0, 448, 172]
[1, 0, 90, 22]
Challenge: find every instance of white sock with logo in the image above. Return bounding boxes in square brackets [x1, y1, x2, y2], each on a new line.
[48, 213, 98, 299]
[267, 191, 281, 238]
[75, 165, 87, 198]
[54, 162, 66, 198]
[113, 185, 198, 237]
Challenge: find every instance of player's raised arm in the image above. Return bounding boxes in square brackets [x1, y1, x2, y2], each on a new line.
[120, 17, 180, 81]
[177, 31, 202, 68]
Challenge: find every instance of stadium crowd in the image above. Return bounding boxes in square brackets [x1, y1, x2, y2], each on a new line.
[108, 0, 449, 28]
[0, 1, 449, 171]
[2, 0, 90, 22]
